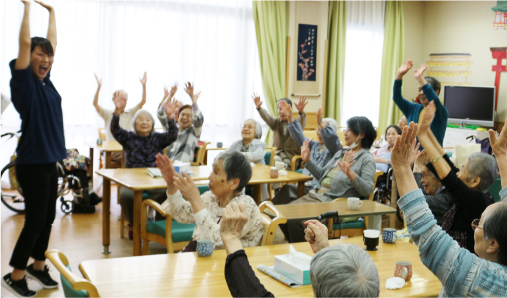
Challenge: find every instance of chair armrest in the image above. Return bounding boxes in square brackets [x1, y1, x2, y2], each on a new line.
[291, 155, 302, 172]
[259, 201, 287, 225]
[142, 199, 168, 218]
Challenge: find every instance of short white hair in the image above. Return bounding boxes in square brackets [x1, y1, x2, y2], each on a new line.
[131, 109, 155, 136]
[244, 118, 262, 139]
[322, 118, 338, 132]
[310, 244, 380, 297]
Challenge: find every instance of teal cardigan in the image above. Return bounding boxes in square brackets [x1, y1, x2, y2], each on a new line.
[398, 187, 507, 297]
[393, 80, 449, 146]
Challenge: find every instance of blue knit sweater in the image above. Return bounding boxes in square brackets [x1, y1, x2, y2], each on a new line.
[398, 187, 507, 297]
[393, 80, 449, 146]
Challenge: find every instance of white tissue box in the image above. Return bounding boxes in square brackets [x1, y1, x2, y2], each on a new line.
[274, 254, 311, 285]
[173, 161, 190, 174]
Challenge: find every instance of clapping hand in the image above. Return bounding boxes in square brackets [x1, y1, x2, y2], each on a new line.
[409, 142, 421, 166]
[220, 202, 248, 240]
[172, 171, 201, 205]
[414, 64, 428, 79]
[94, 73, 102, 88]
[489, 117, 507, 158]
[139, 72, 147, 86]
[155, 153, 177, 187]
[392, 122, 419, 169]
[304, 220, 329, 254]
[397, 60, 413, 78]
[414, 149, 429, 169]
[301, 140, 310, 163]
[417, 101, 436, 137]
[252, 92, 263, 109]
[294, 96, 308, 113]
[337, 150, 356, 176]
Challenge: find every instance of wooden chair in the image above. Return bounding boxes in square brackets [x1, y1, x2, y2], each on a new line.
[191, 142, 211, 166]
[302, 130, 318, 141]
[45, 249, 100, 297]
[259, 201, 287, 246]
[140, 185, 209, 254]
[327, 170, 384, 238]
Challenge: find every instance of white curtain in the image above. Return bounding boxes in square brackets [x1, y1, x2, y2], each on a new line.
[341, 1, 385, 127]
[0, 0, 264, 171]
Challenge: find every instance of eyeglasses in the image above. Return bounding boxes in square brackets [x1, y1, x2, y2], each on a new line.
[471, 218, 482, 231]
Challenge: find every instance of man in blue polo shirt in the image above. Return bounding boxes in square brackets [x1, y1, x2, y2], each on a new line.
[393, 60, 448, 146]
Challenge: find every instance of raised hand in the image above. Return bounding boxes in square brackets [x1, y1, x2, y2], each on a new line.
[278, 100, 292, 117]
[303, 220, 329, 254]
[301, 140, 310, 163]
[409, 142, 421, 166]
[155, 153, 177, 187]
[194, 90, 201, 102]
[392, 122, 419, 168]
[489, 117, 507, 158]
[172, 171, 201, 204]
[397, 60, 413, 78]
[252, 92, 263, 109]
[163, 86, 170, 99]
[317, 108, 323, 129]
[337, 150, 356, 176]
[21, 0, 31, 6]
[94, 73, 102, 88]
[34, 0, 53, 11]
[414, 150, 430, 168]
[139, 72, 147, 86]
[417, 101, 436, 137]
[164, 98, 176, 120]
[414, 64, 428, 79]
[220, 202, 248, 239]
[294, 96, 308, 113]
[113, 91, 126, 115]
[170, 83, 178, 97]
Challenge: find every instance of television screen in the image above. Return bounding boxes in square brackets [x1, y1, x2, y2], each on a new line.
[443, 86, 495, 124]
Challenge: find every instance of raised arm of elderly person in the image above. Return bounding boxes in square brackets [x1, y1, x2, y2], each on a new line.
[221, 202, 275, 298]
[490, 118, 507, 191]
[156, 84, 177, 127]
[317, 109, 342, 156]
[393, 122, 507, 297]
[184, 82, 204, 137]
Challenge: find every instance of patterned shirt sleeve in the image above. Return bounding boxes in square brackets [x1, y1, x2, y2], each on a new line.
[192, 103, 204, 138]
[160, 190, 196, 224]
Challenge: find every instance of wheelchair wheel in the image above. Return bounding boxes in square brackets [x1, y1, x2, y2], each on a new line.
[1, 161, 25, 214]
[60, 197, 73, 214]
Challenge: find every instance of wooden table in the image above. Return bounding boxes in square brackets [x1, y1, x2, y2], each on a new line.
[87, 141, 123, 183]
[96, 165, 311, 255]
[274, 200, 396, 230]
[79, 237, 441, 297]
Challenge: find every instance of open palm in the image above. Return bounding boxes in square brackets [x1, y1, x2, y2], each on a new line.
[295, 96, 308, 113]
[417, 101, 436, 136]
[397, 60, 413, 76]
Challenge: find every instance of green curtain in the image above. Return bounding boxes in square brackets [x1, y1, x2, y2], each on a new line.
[253, 1, 288, 146]
[378, 1, 405, 136]
[325, 1, 346, 124]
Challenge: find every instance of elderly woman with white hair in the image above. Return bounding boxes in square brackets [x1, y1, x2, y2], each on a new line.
[272, 104, 343, 205]
[220, 202, 380, 297]
[111, 98, 178, 239]
[227, 119, 268, 199]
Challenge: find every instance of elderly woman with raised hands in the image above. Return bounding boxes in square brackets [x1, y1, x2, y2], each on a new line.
[412, 150, 454, 225]
[279, 116, 376, 243]
[415, 101, 497, 254]
[156, 151, 263, 251]
[221, 203, 380, 297]
[227, 118, 268, 200]
[273, 102, 342, 204]
[392, 119, 507, 297]
[111, 97, 178, 239]
[373, 125, 403, 172]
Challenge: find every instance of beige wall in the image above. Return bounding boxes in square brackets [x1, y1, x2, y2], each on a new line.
[404, 1, 507, 122]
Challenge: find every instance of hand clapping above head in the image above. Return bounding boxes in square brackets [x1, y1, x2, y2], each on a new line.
[391, 122, 419, 169]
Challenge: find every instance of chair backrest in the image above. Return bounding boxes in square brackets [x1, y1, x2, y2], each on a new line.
[192, 142, 211, 166]
[264, 147, 277, 166]
[368, 170, 385, 201]
[303, 130, 318, 141]
[336, 130, 346, 146]
[259, 201, 287, 246]
[98, 128, 106, 141]
[45, 249, 100, 297]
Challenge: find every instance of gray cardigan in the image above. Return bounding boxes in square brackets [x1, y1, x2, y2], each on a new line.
[305, 148, 376, 202]
[228, 139, 266, 165]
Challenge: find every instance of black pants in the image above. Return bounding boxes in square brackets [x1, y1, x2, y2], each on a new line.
[10, 163, 58, 270]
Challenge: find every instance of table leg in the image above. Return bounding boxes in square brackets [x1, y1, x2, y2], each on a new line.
[105, 152, 112, 169]
[89, 147, 94, 186]
[367, 215, 382, 231]
[102, 178, 111, 254]
[253, 184, 261, 206]
[133, 190, 142, 256]
[297, 182, 305, 198]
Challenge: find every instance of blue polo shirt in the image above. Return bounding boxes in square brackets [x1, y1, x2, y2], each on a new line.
[9, 59, 66, 164]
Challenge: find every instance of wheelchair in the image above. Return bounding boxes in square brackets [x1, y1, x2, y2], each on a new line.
[57, 162, 95, 214]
